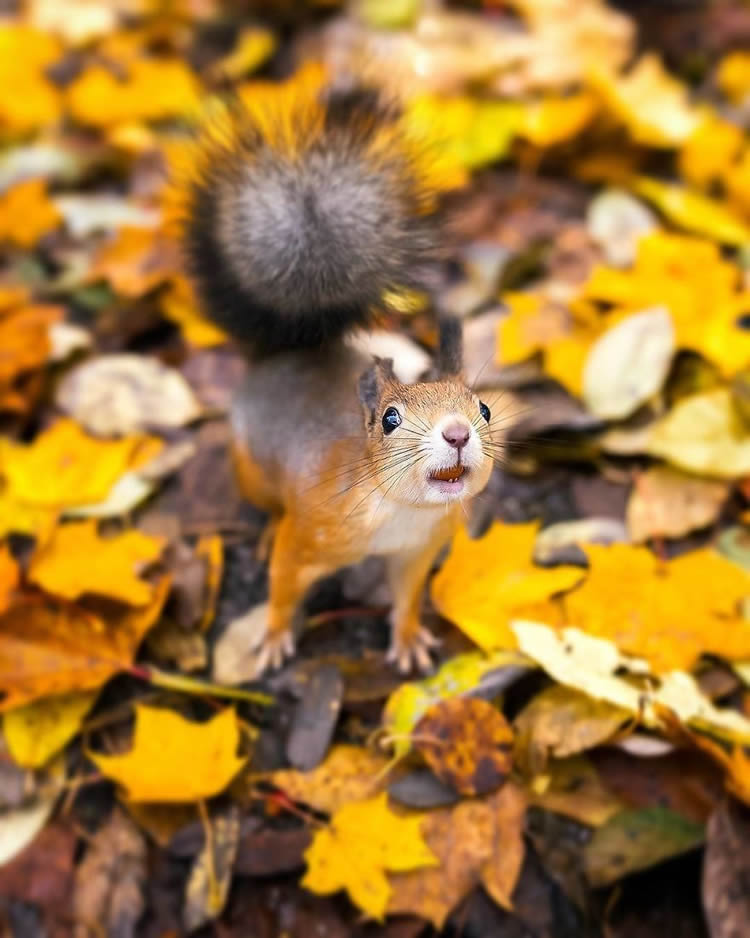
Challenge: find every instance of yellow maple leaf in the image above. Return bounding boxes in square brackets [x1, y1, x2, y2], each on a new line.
[563, 543, 750, 673]
[588, 54, 701, 147]
[0, 25, 62, 133]
[302, 792, 438, 920]
[91, 705, 247, 802]
[67, 58, 200, 128]
[0, 180, 61, 249]
[29, 519, 165, 605]
[431, 522, 583, 651]
[0, 418, 161, 511]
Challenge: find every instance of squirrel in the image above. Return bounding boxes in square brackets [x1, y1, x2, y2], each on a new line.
[182, 72, 495, 676]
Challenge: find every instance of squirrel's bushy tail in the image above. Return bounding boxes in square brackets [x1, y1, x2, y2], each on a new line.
[182, 67, 441, 355]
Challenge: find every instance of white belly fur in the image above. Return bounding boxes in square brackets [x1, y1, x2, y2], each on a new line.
[365, 500, 452, 556]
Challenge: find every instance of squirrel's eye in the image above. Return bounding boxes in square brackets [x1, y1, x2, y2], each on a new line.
[382, 407, 402, 434]
[479, 401, 491, 423]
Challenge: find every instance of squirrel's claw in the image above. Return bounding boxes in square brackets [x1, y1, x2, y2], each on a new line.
[252, 628, 295, 677]
[387, 627, 439, 674]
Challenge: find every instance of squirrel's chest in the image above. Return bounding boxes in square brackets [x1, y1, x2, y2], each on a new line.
[365, 503, 452, 556]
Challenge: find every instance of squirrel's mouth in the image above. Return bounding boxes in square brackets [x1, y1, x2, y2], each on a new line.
[428, 465, 466, 484]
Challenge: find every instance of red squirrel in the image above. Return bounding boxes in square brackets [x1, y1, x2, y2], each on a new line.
[182, 73, 495, 676]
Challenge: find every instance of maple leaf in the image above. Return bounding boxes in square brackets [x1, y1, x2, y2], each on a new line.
[0, 303, 62, 387]
[563, 543, 750, 673]
[4, 690, 97, 768]
[0, 419, 162, 539]
[717, 51, 750, 104]
[89, 227, 178, 298]
[0, 179, 61, 249]
[29, 520, 165, 605]
[0, 579, 169, 711]
[0, 544, 19, 614]
[160, 277, 228, 348]
[302, 792, 438, 920]
[518, 92, 598, 147]
[91, 704, 247, 802]
[431, 521, 583, 651]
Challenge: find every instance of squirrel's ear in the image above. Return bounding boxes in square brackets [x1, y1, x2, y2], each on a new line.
[358, 357, 396, 413]
[436, 316, 463, 378]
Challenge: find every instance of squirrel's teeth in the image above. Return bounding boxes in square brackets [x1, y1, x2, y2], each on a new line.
[429, 465, 466, 483]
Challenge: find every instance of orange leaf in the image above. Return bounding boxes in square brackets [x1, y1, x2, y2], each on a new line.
[67, 59, 200, 128]
[0, 544, 19, 613]
[0, 26, 62, 133]
[91, 704, 247, 802]
[29, 520, 165, 605]
[89, 227, 178, 298]
[0, 304, 62, 385]
[0, 180, 61, 249]
[0, 581, 169, 711]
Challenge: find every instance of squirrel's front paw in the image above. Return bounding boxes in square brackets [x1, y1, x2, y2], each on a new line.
[212, 602, 295, 682]
[387, 626, 439, 674]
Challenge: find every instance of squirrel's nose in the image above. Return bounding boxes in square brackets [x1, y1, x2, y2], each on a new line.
[442, 423, 470, 450]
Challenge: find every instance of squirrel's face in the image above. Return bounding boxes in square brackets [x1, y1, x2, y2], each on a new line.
[359, 361, 495, 507]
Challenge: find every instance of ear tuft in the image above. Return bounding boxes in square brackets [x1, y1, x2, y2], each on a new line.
[436, 316, 463, 378]
[358, 357, 396, 412]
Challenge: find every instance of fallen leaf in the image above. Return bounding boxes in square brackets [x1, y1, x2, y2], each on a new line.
[383, 650, 527, 758]
[533, 517, 628, 566]
[211, 27, 275, 80]
[702, 799, 750, 938]
[582, 306, 674, 419]
[0, 418, 161, 511]
[0, 178, 61, 248]
[91, 704, 247, 802]
[0, 763, 61, 866]
[646, 389, 750, 478]
[518, 93, 598, 147]
[717, 50, 750, 104]
[0, 580, 169, 711]
[512, 621, 750, 741]
[29, 520, 165, 605]
[271, 745, 390, 814]
[627, 466, 729, 543]
[387, 783, 526, 926]
[678, 116, 745, 191]
[286, 664, 344, 772]
[160, 276, 228, 347]
[3, 690, 97, 768]
[72, 808, 147, 938]
[0, 545, 19, 613]
[56, 353, 202, 436]
[195, 534, 223, 632]
[562, 543, 750, 672]
[631, 176, 750, 246]
[431, 522, 583, 651]
[88, 226, 178, 297]
[528, 754, 625, 827]
[413, 697, 514, 796]
[584, 806, 703, 887]
[302, 792, 438, 920]
[184, 804, 240, 932]
[67, 58, 200, 128]
[0, 25, 62, 134]
[514, 684, 629, 774]
[588, 54, 701, 147]
[53, 193, 159, 238]
[0, 303, 62, 390]
[586, 188, 657, 268]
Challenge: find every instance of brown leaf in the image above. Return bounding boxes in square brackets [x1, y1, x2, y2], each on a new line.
[627, 466, 730, 543]
[702, 798, 750, 938]
[413, 697, 514, 796]
[387, 783, 526, 927]
[72, 808, 147, 938]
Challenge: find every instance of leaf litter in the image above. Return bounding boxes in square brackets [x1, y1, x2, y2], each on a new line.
[0, 1, 750, 936]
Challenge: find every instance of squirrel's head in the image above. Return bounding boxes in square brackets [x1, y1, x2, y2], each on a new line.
[358, 325, 495, 507]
